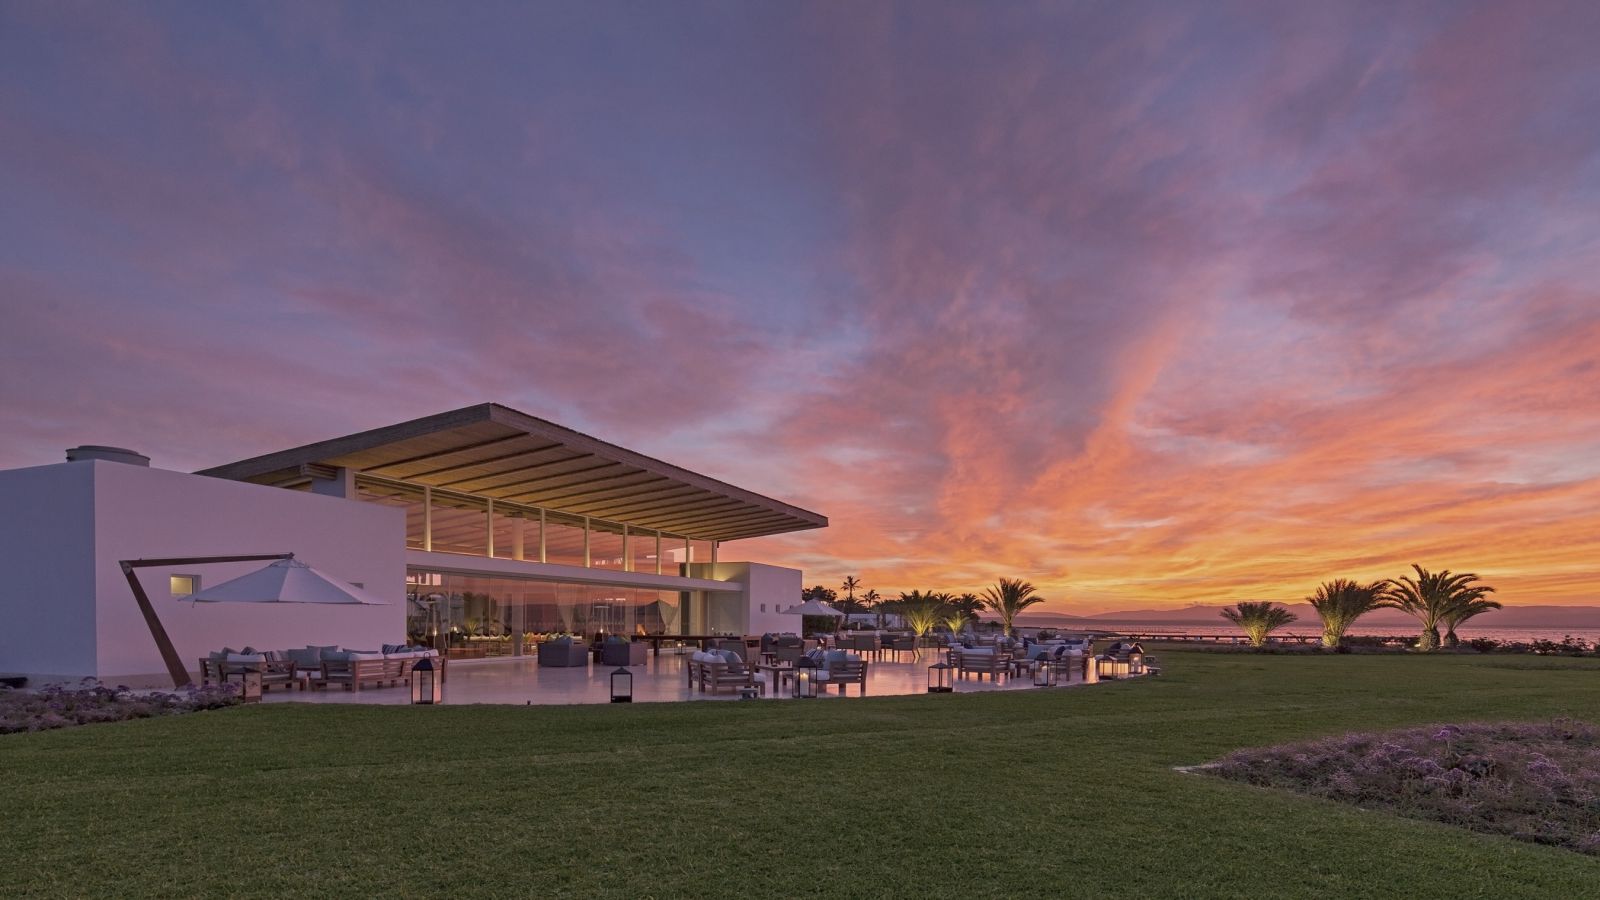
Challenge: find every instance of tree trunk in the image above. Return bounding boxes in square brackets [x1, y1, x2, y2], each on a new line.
[1416, 627, 1439, 651]
[1442, 627, 1459, 648]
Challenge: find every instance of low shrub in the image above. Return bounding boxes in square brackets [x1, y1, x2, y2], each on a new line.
[1206, 719, 1600, 856]
[0, 680, 241, 735]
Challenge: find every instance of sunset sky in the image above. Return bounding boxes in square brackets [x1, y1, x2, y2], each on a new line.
[2, 2, 1598, 614]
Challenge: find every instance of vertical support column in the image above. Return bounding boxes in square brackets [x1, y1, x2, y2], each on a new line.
[422, 486, 433, 552]
[538, 509, 547, 563]
[711, 541, 718, 565]
[654, 532, 662, 575]
[486, 498, 496, 558]
[622, 525, 631, 573]
[512, 512, 525, 561]
[583, 516, 591, 568]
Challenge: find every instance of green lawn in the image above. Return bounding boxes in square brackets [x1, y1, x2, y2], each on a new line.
[4, 652, 1600, 898]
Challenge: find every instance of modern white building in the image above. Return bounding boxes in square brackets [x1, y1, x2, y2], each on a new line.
[0, 404, 825, 685]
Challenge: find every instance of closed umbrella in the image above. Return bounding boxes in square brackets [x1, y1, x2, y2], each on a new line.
[185, 557, 388, 605]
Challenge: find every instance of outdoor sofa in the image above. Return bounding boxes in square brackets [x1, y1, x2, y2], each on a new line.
[199, 649, 300, 691]
[951, 647, 1007, 681]
[688, 649, 764, 695]
[201, 645, 438, 692]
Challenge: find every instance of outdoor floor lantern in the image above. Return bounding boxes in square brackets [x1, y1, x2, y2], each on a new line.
[610, 666, 633, 703]
[1126, 643, 1145, 675]
[927, 661, 954, 693]
[1100, 654, 1130, 679]
[794, 657, 820, 699]
[410, 656, 442, 705]
[1032, 658, 1057, 688]
[225, 666, 263, 703]
[1083, 655, 1099, 684]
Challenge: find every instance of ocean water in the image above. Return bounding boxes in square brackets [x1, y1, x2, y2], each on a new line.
[1049, 623, 1600, 645]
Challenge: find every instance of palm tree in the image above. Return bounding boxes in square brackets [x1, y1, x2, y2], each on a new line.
[1306, 579, 1392, 649]
[950, 593, 983, 626]
[942, 609, 969, 641]
[899, 590, 949, 654]
[841, 576, 861, 604]
[862, 589, 884, 627]
[833, 594, 868, 624]
[1438, 591, 1502, 647]
[980, 578, 1045, 637]
[1220, 601, 1298, 647]
[1382, 565, 1497, 652]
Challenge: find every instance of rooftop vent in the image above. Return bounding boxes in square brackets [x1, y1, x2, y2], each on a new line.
[65, 445, 150, 467]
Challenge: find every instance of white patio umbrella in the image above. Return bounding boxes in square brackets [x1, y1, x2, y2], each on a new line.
[184, 557, 389, 605]
[784, 598, 842, 618]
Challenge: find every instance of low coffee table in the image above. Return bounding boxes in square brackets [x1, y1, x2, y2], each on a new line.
[756, 663, 794, 696]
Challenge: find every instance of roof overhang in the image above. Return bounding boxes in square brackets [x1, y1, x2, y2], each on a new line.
[196, 403, 827, 542]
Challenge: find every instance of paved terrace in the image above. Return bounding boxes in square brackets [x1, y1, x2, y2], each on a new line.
[263, 653, 1101, 706]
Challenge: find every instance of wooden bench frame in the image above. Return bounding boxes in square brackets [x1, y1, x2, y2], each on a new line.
[953, 651, 1007, 681]
[318, 656, 420, 691]
[690, 659, 762, 695]
[823, 659, 868, 695]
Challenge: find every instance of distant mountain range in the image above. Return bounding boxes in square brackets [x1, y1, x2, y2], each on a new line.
[1015, 603, 1600, 629]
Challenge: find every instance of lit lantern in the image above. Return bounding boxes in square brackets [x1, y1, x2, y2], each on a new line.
[794, 657, 820, 699]
[1033, 659, 1057, 687]
[610, 666, 633, 703]
[1100, 655, 1130, 679]
[1083, 655, 1099, 684]
[225, 666, 262, 703]
[1127, 643, 1145, 675]
[927, 661, 954, 693]
[410, 656, 442, 705]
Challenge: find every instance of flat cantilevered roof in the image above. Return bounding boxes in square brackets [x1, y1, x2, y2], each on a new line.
[196, 403, 827, 542]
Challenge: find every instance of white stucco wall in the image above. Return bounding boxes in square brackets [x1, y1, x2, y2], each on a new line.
[92, 461, 404, 683]
[0, 463, 98, 680]
[0, 458, 404, 685]
[701, 561, 802, 635]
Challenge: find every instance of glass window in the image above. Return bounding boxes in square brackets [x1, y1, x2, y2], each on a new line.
[690, 539, 715, 565]
[355, 478, 427, 549]
[628, 529, 658, 574]
[544, 513, 586, 567]
[170, 574, 198, 597]
[658, 535, 688, 576]
[589, 520, 625, 570]
[430, 493, 489, 556]
[491, 507, 533, 560]
[407, 570, 704, 654]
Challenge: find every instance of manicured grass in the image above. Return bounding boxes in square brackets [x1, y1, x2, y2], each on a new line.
[3, 653, 1600, 898]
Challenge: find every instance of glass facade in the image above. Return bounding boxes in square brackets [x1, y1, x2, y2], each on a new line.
[430, 494, 488, 556]
[589, 520, 625, 570]
[544, 513, 586, 566]
[405, 570, 699, 655]
[357, 476, 718, 574]
[627, 529, 657, 574]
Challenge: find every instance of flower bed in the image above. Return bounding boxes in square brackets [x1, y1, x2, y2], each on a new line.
[0, 680, 241, 734]
[1205, 720, 1600, 855]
